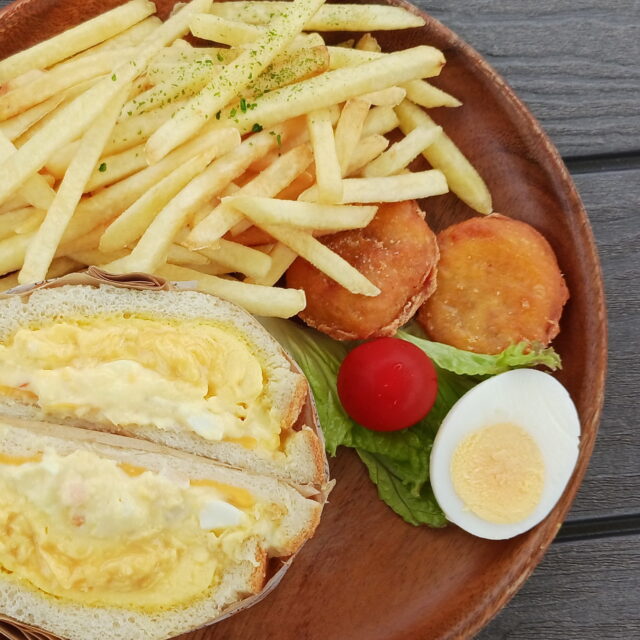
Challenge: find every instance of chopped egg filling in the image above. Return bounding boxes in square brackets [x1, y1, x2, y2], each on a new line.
[450, 422, 545, 524]
[0, 315, 280, 450]
[0, 448, 286, 611]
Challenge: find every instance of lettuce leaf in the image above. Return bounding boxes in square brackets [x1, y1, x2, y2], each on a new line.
[397, 329, 561, 376]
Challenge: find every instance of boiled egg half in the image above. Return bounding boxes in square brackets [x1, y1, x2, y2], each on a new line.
[430, 369, 580, 539]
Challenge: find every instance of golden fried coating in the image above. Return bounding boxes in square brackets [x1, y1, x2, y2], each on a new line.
[286, 200, 439, 340]
[418, 214, 569, 354]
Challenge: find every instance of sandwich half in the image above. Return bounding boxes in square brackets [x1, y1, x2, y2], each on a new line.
[0, 419, 323, 640]
[0, 282, 325, 486]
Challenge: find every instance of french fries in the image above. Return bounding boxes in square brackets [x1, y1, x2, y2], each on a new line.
[146, 0, 325, 162]
[0, 0, 155, 83]
[395, 99, 493, 213]
[0, 0, 494, 318]
[19, 86, 130, 284]
[300, 170, 449, 204]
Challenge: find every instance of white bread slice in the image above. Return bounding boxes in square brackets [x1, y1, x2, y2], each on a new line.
[0, 419, 323, 640]
[0, 283, 325, 486]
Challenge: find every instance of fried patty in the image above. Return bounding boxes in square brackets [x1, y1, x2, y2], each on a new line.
[418, 213, 569, 354]
[286, 200, 439, 340]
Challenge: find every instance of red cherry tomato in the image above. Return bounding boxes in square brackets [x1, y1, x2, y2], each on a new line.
[337, 337, 438, 432]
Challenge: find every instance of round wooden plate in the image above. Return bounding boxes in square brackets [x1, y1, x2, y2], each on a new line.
[0, 1, 607, 638]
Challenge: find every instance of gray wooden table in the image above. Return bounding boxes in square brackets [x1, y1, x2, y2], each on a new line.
[416, 1, 640, 637]
[0, 0, 637, 637]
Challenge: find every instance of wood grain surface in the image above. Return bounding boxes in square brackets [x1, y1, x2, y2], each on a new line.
[0, 0, 637, 639]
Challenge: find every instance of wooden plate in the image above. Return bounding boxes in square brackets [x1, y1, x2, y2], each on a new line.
[0, 0, 607, 638]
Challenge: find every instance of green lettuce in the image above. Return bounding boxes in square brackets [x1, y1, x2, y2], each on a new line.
[259, 318, 561, 527]
[397, 329, 561, 376]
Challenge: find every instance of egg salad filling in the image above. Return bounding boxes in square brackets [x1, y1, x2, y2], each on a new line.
[0, 315, 281, 450]
[450, 422, 545, 524]
[0, 447, 284, 610]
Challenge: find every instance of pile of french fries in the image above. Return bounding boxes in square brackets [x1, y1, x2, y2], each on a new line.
[0, 0, 492, 317]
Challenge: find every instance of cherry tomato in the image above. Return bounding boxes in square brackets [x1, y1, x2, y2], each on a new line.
[337, 337, 438, 432]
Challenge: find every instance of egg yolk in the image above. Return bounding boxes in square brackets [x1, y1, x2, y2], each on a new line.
[450, 422, 545, 524]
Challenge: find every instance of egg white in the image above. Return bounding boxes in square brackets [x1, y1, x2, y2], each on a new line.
[430, 369, 580, 540]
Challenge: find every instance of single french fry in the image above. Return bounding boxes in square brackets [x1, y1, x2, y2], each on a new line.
[0, 94, 65, 141]
[226, 196, 377, 230]
[275, 169, 315, 200]
[167, 244, 209, 266]
[11, 77, 102, 146]
[15, 209, 46, 234]
[190, 13, 318, 50]
[334, 98, 370, 175]
[0, 0, 156, 83]
[122, 58, 217, 117]
[0, 0, 212, 205]
[359, 86, 406, 107]
[244, 242, 297, 286]
[209, 2, 425, 31]
[190, 13, 262, 45]
[198, 239, 272, 279]
[0, 233, 32, 276]
[69, 248, 128, 266]
[0, 48, 136, 120]
[186, 139, 313, 248]
[246, 222, 380, 296]
[0, 194, 29, 215]
[362, 105, 400, 137]
[327, 45, 381, 69]
[0, 207, 44, 240]
[361, 125, 442, 177]
[84, 144, 148, 192]
[99, 147, 228, 252]
[395, 100, 492, 213]
[346, 134, 389, 176]
[174, 261, 229, 276]
[123, 127, 279, 273]
[71, 16, 162, 59]
[146, 0, 325, 162]
[300, 170, 449, 204]
[208, 46, 444, 137]
[71, 243, 206, 267]
[306, 108, 342, 203]
[356, 33, 382, 53]
[0, 132, 55, 210]
[403, 79, 462, 108]
[245, 46, 329, 98]
[157, 264, 306, 318]
[18, 86, 129, 284]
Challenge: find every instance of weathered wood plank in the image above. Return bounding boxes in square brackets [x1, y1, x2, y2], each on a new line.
[419, 0, 640, 157]
[477, 534, 640, 638]
[563, 168, 640, 521]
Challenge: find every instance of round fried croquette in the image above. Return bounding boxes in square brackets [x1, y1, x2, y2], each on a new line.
[286, 200, 439, 340]
[418, 213, 569, 354]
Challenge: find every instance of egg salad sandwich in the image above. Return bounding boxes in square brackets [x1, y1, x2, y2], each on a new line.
[0, 275, 326, 487]
[0, 418, 324, 640]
